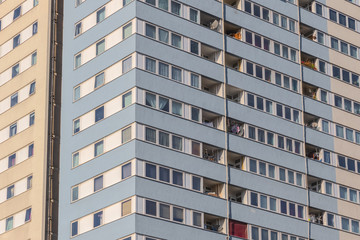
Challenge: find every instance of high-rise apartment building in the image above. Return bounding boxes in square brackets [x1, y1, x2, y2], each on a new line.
[59, 0, 360, 240]
[0, 0, 62, 239]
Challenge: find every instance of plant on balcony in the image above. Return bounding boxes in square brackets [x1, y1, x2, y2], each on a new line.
[301, 60, 317, 71]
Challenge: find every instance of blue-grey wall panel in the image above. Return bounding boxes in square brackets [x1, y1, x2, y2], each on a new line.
[135, 35, 225, 81]
[224, 5, 299, 49]
[228, 134, 306, 172]
[299, 8, 328, 33]
[305, 128, 335, 152]
[135, 214, 227, 240]
[135, 69, 225, 115]
[135, 104, 226, 148]
[308, 191, 338, 213]
[177, 0, 223, 18]
[301, 37, 330, 61]
[136, 1, 224, 50]
[302, 67, 332, 91]
[229, 203, 308, 237]
[229, 169, 307, 204]
[303, 97, 333, 120]
[135, 140, 227, 182]
[307, 158, 337, 182]
[136, 177, 227, 217]
[227, 101, 304, 140]
[309, 223, 340, 240]
[226, 37, 300, 79]
[251, 0, 298, 20]
[226, 68, 303, 109]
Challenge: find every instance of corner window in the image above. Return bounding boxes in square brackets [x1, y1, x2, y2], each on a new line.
[75, 54, 81, 68]
[75, 22, 82, 36]
[10, 93, 18, 107]
[13, 35, 20, 48]
[72, 152, 79, 168]
[12, 64, 20, 78]
[96, 39, 105, 56]
[10, 123, 17, 137]
[94, 175, 103, 192]
[94, 140, 104, 156]
[122, 56, 132, 73]
[96, 7, 105, 23]
[8, 154, 16, 168]
[29, 112, 35, 126]
[71, 221, 78, 236]
[95, 106, 104, 122]
[29, 82, 36, 95]
[122, 91, 132, 108]
[94, 72, 105, 88]
[7, 185, 14, 199]
[13, 7, 21, 20]
[123, 23, 132, 39]
[93, 211, 103, 228]
[32, 22, 38, 35]
[74, 86, 80, 101]
[6, 217, 13, 231]
[122, 126, 132, 143]
[72, 186, 78, 201]
[28, 144, 34, 157]
[122, 162, 132, 179]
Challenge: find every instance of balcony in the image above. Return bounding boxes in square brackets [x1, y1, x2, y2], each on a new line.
[201, 76, 224, 97]
[204, 214, 226, 234]
[301, 53, 317, 71]
[308, 207, 325, 225]
[227, 151, 245, 169]
[225, 52, 243, 72]
[226, 85, 244, 104]
[226, 118, 245, 137]
[201, 44, 223, 64]
[299, 0, 314, 11]
[203, 178, 225, 199]
[300, 23, 316, 41]
[304, 113, 320, 130]
[224, 21, 242, 41]
[228, 185, 246, 204]
[308, 176, 322, 193]
[200, 11, 222, 33]
[223, 0, 242, 9]
[305, 144, 321, 161]
[202, 143, 225, 164]
[302, 82, 318, 99]
[202, 109, 224, 130]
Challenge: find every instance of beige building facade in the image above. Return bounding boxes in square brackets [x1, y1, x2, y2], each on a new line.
[0, 0, 61, 239]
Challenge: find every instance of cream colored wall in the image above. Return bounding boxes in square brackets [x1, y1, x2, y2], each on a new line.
[326, 0, 360, 24]
[0, 0, 52, 239]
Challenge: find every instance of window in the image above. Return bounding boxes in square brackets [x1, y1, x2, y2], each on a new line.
[193, 212, 202, 227]
[96, 7, 105, 23]
[6, 217, 13, 231]
[12, 64, 20, 78]
[320, 90, 327, 103]
[339, 186, 347, 199]
[93, 211, 103, 228]
[122, 162, 132, 179]
[247, 94, 255, 107]
[159, 167, 170, 182]
[160, 203, 170, 219]
[72, 152, 79, 167]
[123, 23, 132, 39]
[296, 173, 302, 186]
[173, 170, 183, 186]
[29, 112, 35, 126]
[260, 195, 267, 209]
[159, 97, 169, 112]
[256, 66, 262, 78]
[350, 189, 357, 202]
[94, 140, 104, 156]
[329, 9, 337, 22]
[10, 123, 17, 137]
[254, 35, 261, 48]
[173, 207, 183, 222]
[122, 91, 132, 108]
[96, 40, 105, 56]
[249, 159, 257, 173]
[192, 176, 201, 191]
[24, 208, 31, 221]
[282, 46, 288, 59]
[13, 34, 20, 49]
[280, 200, 287, 214]
[187, 8, 198, 23]
[279, 168, 286, 182]
[348, 158, 355, 171]
[246, 62, 254, 75]
[31, 52, 37, 65]
[341, 42, 348, 54]
[289, 203, 295, 216]
[122, 127, 132, 143]
[146, 0, 155, 5]
[145, 127, 156, 143]
[270, 197, 276, 211]
[350, 46, 358, 58]
[322, 120, 329, 133]
[171, 1, 181, 15]
[146, 92, 156, 108]
[159, 28, 169, 43]
[264, 39, 270, 51]
[146, 163, 156, 179]
[159, 62, 169, 78]
[145, 24, 156, 39]
[29, 82, 36, 95]
[336, 125, 344, 138]
[344, 99, 352, 112]
[146, 200, 156, 216]
[172, 101, 182, 116]
[317, 32, 324, 44]
[94, 175, 103, 191]
[248, 126, 256, 140]
[122, 199, 132, 216]
[94, 73, 105, 88]
[352, 220, 360, 233]
[266, 100, 272, 114]
[191, 74, 199, 88]
[145, 58, 156, 73]
[74, 86, 80, 101]
[75, 22, 82, 36]
[327, 213, 335, 227]
[159, 0, 169, 10]
[281, 16, 287, 29]
[244, 1, 251, 13]
[284, 107, 291, 120]
[8, 154, 16, 168]
[338, 156, 346, 168]
[34, 0, 39, 6]
[253, 5, 260, 17]
[192, 141, 200, 156]
[72, 222, 78, 236]
[75, 54, 81, 68]
[171, 66, 182, 81]
[11, 93, 18, 107]
[71, 185, 79, 202]
[342, 217, 350, 231]
[245, 31, 252, 44]
[334, 95, 342, 108]
[252, 227, 259, 240]
[95, 106, 104, 122]
[263, 9, 269, 21]
[258, 129, 265, 143]
[273, 13, 279, 25]
[7, 185, 14, 199]
[267, 132, 274, 145]
[339, 14, 346, 26]
[348, 18, 356, 30]
[250, 192, 258, 206]
[190, 40, 199, 55]
[346, 128, 354, 141]
[171, 33, 182, 48]
[268, 165, 275, 178]
[13, 6, 21, 20]
[315, 3, 322, 15]
[331, 38, 339, 50]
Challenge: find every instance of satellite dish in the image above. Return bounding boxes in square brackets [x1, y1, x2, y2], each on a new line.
[311, 122, 318, 128]
[210, 20, 219, 30]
